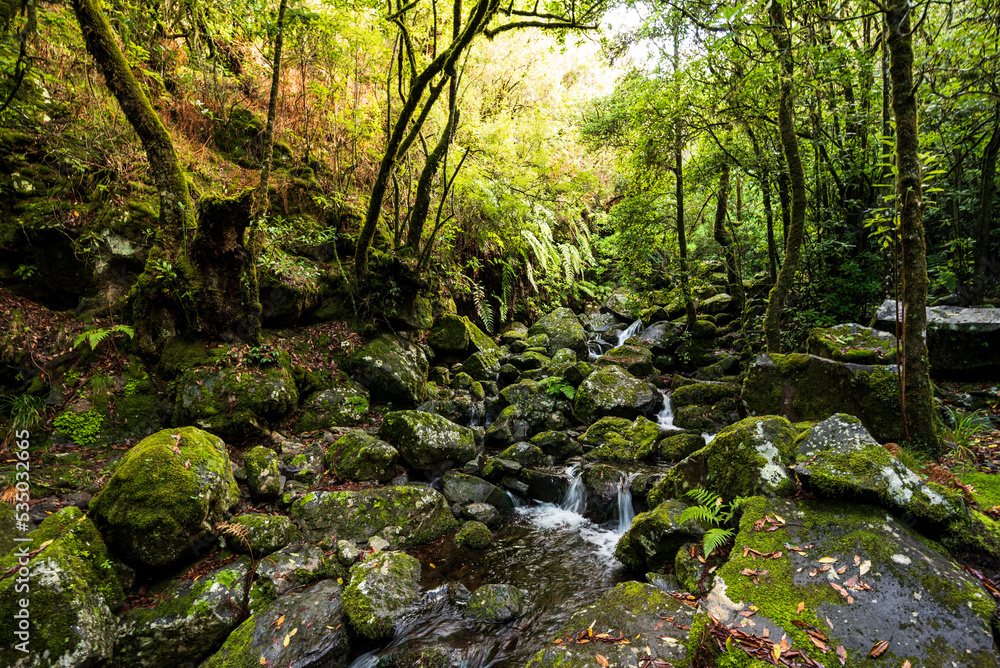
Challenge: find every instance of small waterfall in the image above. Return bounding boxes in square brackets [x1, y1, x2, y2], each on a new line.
[506, 490, 526, 508]
[560, 465, 587, 515]
[656, 390, 681, 431]
[468, 401, 485, 427]
[615, 479, 636, 534]
[702, 432, 718, 445]
[616, 319, 643, 347]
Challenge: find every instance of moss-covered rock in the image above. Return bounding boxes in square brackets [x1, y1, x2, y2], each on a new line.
[454, 520, 493, 549]
[467, 584, 527, 623]
[658, 431, 707, 461]
[794, 414, 958, 525]
[244, 445, 281, 501]
[573, 365, 658, 424]
[200, 580, 349, 668]
[637, 320, 686, 354]
[89, 427, 239, 567]
[484, 379, 571, 447]
[429, 313, 499, 356]
[325, 430, 398, 482]
[614, 499, 703, 572]
[172, 364, 298, 441]
[344, 551, 421, 640]
[463, 348, 502, 381]
[528, 307, 588, 357]
[462, 503, 501, 527]
[581, 415, 660, 463]
[223, 513, 296, 556]
[497, 441, 546, 466]
[296, 384, 370, 432]
[344, 333, 429, 408]
[530, 430, 583, 458]
[289, 486, 458, 547]
[0, 507, 123, 668]
[441, 471, 514, 509]
[743, 353, 904, 442]
[595, 344, 656, 376]
[280, 444, 325, 486]
[255, 544, 332, 597]
[807, 323, 898, 365]
[378, 410, 477, 473]
[671, 381, 739, 408]
[700, 497, 997, 668]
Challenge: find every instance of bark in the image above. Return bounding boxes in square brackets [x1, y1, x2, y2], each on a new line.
[673, 28, 696, 328]
[886, 0, 938, 451]
[777, 168, 790, 246]
[712, 162, 742, 306]
[258, 0, 288, 199]
[763, 0, 807, 354]
[971, 104, 1000, 305]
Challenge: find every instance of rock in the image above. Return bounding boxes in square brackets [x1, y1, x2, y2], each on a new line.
[524, 582, 695, 668]
[289, 486, 458, 547]
[201, 580, 350, 668]
[675, 542, 713, 593]
[0, 503, 15, 555]
[614, 499, 704, 572]
[649, 416, 797, 505]
[485, 379, 571, 447]
[873, 298, 1000, 374]
[115, 556, 274, 667]
[223, 513, 296, 556]
[658, 431, 706, 461]
[463, 348, 502, 381]
[580, 416, 660, 462]
[482, 457, 522, 483]
[244, 445, 282, 501]
[743, 353, 903, 442]
[325, 430, 398, 482]
[671, 380, 739, 408]
[528, 307, 588, 357]
[0, 508, 123, 668]
[173, 365, 298, 441]
[462, 503, 501, 527]
[522, 469, 570, 504]
[279, 444, 325, 486]
[442, 471, 514, 509]
[509, 351, 550, 371]
[454, 520, 493, 548]
[497, 441, 546, 465]
[794, 414, 958, 524]
[530, 430, 582, 458]
[255, 544, 331, 597]
[89, 427, 239, 567]
[602, 288, 645, 321]
[296, 384, 370, 431]
[369, 535, 390, 553]
[573, 365, 658, 424]
[429, 314, 499, 356]
[702, 496, 998, 667]
[378, 410, 477, 472]
[699, 292, 734, 315]
[345, 333, 429, 408]
[344, 551, 421, 640]
[595, 344, 655, 376]
[807, 323, 898, 365]
[467, 584, 528, 623]
[637, 321, 686, 354]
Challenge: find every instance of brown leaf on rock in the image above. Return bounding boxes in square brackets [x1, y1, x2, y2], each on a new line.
[595, 654, 609, 667]
[836, 645, 847, 665]
[869, 641, 890, 658]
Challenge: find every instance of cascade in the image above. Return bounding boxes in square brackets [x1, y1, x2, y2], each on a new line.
[616, 319, 643, 347]
[506, 490, 526, 508]
[655, 390, 681, 431]
[559, 465, 587, 516]
[615, 474, 639, 534]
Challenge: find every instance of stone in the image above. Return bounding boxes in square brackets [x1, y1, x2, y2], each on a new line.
[699, 292, 734, 315]
[807, 322, 898, 365]
[594, 344, 655, 376]
[244, 445, 282, 501]
[296, 384, 370, 431]
[573, 365, 658, 424]
[601, 288, 645, 320]
[325, 430, 398, 482]
[337, 540, 361, 566]
[442, 471, 514, 509]
[614, 500, 704, 572]
[496, 441, 546, 466]
[378, 410, 478, 472]
[467, 584, 528, 623]
[637, 321, 686, 354]
[89, 427, 239, 567]
[528, 307, 588, 357]
[581, 416, 660, 462]
[484, 379, 571, 447]
[523, 469, 570, 504]
[463, 348, 502, 381]
[462, 503, 501, 527]
[454, 520, 493, 548]
[255, 544, 330, 597]
[344, 551, 421, 640]
[658, 431, 707, 461]
[344, 333, 429, 408]
[429, 314, 500, 356]
[223, 513, 296, 556]
[201, 580, 350, 668]
[279, 444, 325, 486]
[743, 352, 904, 442]
[530, 430, 582, 458]
[369, 535, 390, 553]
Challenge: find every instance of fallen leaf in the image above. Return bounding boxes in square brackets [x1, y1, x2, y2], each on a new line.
[836, 644, 847, 665]
[260, 656, 267, 665]
[289, 628, 297, 638]
[819, 564, 830, 572]
[275, 615, 285, 629]
[282, 634, 290, 648]
[595, 654, 609, 667]
[903, 660, 912, 668]
[809, 568, 819, 577]
[818, 557, 838, 564]
[775, 514, 786, 524]
[772, 644, 781, 662]
[836, 566, 847, 575]
[429, 563, 435, 569]
[796, 601, 805, 614]
[809, 635, 829, 652]
[860, 560, 871, 575]
[870, 640, 890, 658]
[854, 555, 861, 566]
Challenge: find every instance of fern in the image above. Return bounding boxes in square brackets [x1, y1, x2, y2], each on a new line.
[703, 528, 736, 556]
[679, 489, 747, 556]
[73, 324, 135, 352]
[473, 282, 494, 333]
[539, 376, 575, 400]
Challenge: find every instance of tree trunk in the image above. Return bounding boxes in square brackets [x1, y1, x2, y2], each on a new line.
[674, 28, 696, 328]
[763, 0, 807, 354]
[972, 104, 1000, 305]
[886, 0, 938, 451]
[747, 126, 778, 284]
[712, 162, 743, 306]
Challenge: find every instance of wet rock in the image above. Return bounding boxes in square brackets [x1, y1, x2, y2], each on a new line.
[573, 365, 658, 424]
[89, 427, 239, 567]
[485, 379, 571, 446]
[462, 502, 501, 527]
[223, 513, 296, 556]
[201, 580, 349, 668]
[807, 323, 898, 365]
[657, 431, 707, 461]
[378, 410, 478, 473]
[325, 430, 398, 482]
[528, 307, 588, 357]
[523, 468, 570, 504]
[344, 551, 421, 640]
[482, 457, 522, 482]
[296, 383, 370, 431]
[530, 430, 582, 459]
[256, 544, 330, 597]
[581, 416, 659, 462]
[454, 520, 493, 548]
[442, 471, 514, 509]
[614, 500, 704, 572]
[429, 314, 499, 357]
[244, 445, 282, 501]
[467, 584, 528, 623]
[675, 541, 714, 594]
[595, 344, 655, 376]
[602, 288, 645, 321]
[497, 441, 546, 466]
[637, 321, 686, 354]
[279, 444, 325, 486]
[345, 333, 429, 408]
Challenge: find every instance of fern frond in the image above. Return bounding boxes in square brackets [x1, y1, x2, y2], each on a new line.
[679, 504, 722, 526]
[561, 244, 574, 283]
[703, 528, 735, 556]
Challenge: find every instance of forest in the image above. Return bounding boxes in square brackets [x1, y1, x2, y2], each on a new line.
[0, 0, 999, 666]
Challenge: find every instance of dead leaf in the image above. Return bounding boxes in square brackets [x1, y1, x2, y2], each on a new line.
[275, 615, 285, 629]
[818, 557, 838, 564]
[809, 635, 829, 652]
[772, 644, 781, 663]
[775, 514, 786, 524]
[903, 660, 912, 668]
[796, 601, 805, 614]
[870, 640, 890, 658]
[860, 560, 871, 575]
[836, 645, 847, 665]
[282, 634, 290, 648]
[854, 555, 861, 566]
[595, 654, 609, 667]
[836, 565, 847, 575]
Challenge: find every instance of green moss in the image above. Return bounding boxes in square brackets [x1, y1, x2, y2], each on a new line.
[53, 408, 104, 446]
[454, 520, 493, 549]
[960, 470, 1000, 509]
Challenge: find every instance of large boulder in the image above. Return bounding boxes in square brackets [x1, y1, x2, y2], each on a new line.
[343, 551, 422, 640]
[243, 445, 281, 501]
[89, 427, 239, 567]
[201, 580, 350, 668]
[485, 379, 571, 446]
[442, 471, 514, 509]
[670, 380, 740, 432]
[614, 499, 704, 572]
[172, 365, 298, 441]
[807, 322, 898, 365]
[223, 513, 296, 556]
[528, 307, 588, 357]
[429, 313, 499, 356]
[594, 344, 655, 376]
[580, 416, 660, 462]
[874, 298, 1000, 374]
[289, 486, 458, 547]
[701, 497, 998, 668]
[344, 333, 429, 407]
[637, 321, 686, 354]
[324, 430, 398, 482]
[467, 584, 528, 623]
[0, 508, 123, 668]
[573, 365, 659, 424]
[378, 410, 477, 472]
[743, 353, 903, 442]
[296, 382, 370, 432]
[601, 288, 645, 321]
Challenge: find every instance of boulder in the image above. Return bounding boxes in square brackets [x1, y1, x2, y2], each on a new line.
[637, 321, 685, 354]
[530, 430, 582, 459]
[485, 379, 571, 446]
[289, 486, 458, 547]
[602, 288, 645, 321]
[343, 551, 421, 640]
[454, 520, 493, 549]
[463, 348, 503, 381]
[429, 313, 499, 356]
[701, 497, 998, 668]
[794, 414, 958, 525]
[807, 322, 898, 365]
[581, 416, 660, 462]
[699, 292, 734, 315]
[614, 499, 704, 572]
[296, 384, 370, 431]
[378, 410, 477, 472]
[255, 544, 330, 597]
[658, 431, 707, 461]
[874, 298, 1000, 374]
[173, 365, 298, 441]
[244, 445, 281, 501]
[201, 580, 349, 668]
[344, 333, 429, 407]
[89, 427, 239, 567]
[595, 344, 655, 376]
[496, 441, 546, 466]
[279, 444, 325, 486]
[525, 582, 695, 668]
[223, 513, 296, 556]
[441, 471, 513, 509]
[743, 353, 903, 442]
[573, 365, 658, 424]
[325, 430, 398, 482]
[528, 307, 588, 357]
[0, 508, 123, 668]
[466, 584, 528, 623]
[462, 503, 501, 527]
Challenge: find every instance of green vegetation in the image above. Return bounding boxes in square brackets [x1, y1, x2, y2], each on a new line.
[678, 489, 748, 556]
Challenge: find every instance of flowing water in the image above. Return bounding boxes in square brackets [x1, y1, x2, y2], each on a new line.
[655, 390, 682, 432]
[351, 469, 635, 668]
[616, 319, 644, 347]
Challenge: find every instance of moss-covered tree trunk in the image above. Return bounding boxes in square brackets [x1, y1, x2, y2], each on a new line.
[712, 162, 743, 308]
[971, 104, 1000, 305]
[886, 0, 938, 451]
[763, 0, 807, 354]
[673, 28, 696, 328]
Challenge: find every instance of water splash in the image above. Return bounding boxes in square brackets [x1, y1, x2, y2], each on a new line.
[702, 432, 718, 445]
[656, 390, 682, 431]
[506, 490, 526, 508]
[559, 465, 587, 515]
[616, 319, 644, 347]
[615, 477, 636, 535]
